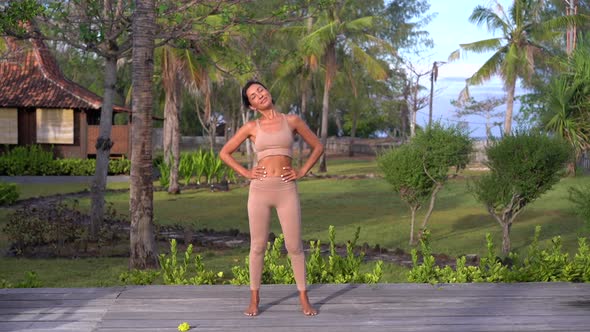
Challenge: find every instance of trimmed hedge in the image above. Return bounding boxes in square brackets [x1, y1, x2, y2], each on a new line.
[0, 145, 130, 176]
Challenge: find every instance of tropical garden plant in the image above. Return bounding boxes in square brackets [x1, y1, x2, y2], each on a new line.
[378, 123, 472, 245]
[469, 130, 571, 255]
[449, 0, 585, 135]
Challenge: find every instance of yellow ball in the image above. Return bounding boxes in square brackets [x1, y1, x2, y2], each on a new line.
[177, 322, 191, 332]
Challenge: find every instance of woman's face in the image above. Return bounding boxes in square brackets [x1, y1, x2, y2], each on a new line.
[246, 84, 273, 111]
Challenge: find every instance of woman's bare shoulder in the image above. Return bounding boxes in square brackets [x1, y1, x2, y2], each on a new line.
[285, 114, 304, 126]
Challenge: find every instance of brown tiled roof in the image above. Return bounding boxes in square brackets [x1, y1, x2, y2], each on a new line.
[0, 37, 128, 112]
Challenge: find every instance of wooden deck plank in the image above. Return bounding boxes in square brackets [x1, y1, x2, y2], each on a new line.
[0, 283, 589, 332]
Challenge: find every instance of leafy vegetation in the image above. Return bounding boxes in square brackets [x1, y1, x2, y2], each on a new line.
[378, 123, 472, 244]
[0, 146, 130, 176]
[470, 131, 571, 255]
[409, 226, 590, 283]
[0, 182, 18, 206]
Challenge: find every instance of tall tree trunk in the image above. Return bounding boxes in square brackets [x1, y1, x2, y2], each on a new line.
[241, 107, 253, 169]
[298, 84, 308, 168]
[129, 0, 158, 270]
[162, 48, 181, 194]
[349, 109, 358, 157]
[318, 42, 336, 172]
[205, 89, 215, 150]
[89, 55, 117, 241]
[501, 221, 512, 256]
[504, 79, 516, 135]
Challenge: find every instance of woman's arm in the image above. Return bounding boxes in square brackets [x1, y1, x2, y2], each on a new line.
[219, 122, 263, 179]
[287, 115, 324, 178]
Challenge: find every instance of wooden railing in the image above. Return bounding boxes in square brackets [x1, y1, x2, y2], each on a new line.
[87, 125, 130, 155]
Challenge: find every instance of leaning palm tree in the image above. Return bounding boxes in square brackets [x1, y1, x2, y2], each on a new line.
[449, 0, 584, 135]
[300, 1, 394, 172]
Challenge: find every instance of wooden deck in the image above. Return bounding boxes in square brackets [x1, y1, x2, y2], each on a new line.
[1, 283, 590, 332]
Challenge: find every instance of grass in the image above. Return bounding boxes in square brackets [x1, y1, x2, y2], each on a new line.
[1, 157, 588, 287]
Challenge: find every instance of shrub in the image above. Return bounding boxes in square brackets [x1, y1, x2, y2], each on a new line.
[568, 185, 590, 230]
[379, 123, 472, 245]
[1, 272, 43, 288]
[119, 269, 160, 285]
[0, 145, 54, 175]
[470, 131, 571, 255]
[0, 181, 18, 205]
[408, 226, 590, 283]
[230, 226, 383, 285]
[158, 239, 222, 285]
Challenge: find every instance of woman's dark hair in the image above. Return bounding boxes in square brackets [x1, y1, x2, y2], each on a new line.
[241, 80, 273, 108]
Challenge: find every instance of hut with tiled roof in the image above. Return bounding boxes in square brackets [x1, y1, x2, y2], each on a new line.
[0, 37, 130, 158]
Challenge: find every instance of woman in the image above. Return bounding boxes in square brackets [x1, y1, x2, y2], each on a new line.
[219, 80, 324, 316]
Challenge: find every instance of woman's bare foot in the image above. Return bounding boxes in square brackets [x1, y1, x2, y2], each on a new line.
[244, 290, 260, 316]
[299, 290, 318, 316]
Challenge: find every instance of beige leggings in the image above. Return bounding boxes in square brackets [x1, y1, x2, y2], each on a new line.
[247, 177, 307, 291]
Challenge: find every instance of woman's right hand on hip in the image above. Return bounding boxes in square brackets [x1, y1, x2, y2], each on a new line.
[249, 166, 266, 180]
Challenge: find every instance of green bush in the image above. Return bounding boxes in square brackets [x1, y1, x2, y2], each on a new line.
[378, 123, 472, 245]
[0, 145, 54, 175]
[470, 131, 571, 255]
[230, 226, 383, 286]
[108, 157, 131, 175]
[568, 185, 590, 229]
[408, 226, 590, 283]
[0, 271, 43, 288]
[158, 239, 222, 285]
[0, 181, 18, 205]
[0, 145, 130, 176]
[119, 269, 160, 285]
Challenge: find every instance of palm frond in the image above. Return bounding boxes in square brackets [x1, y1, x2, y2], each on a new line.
[469, 5, 509, 33]
[466, 48, 505, 86]
[540, 13, 589, 31]
[349, 42, 388, 81]
[300, 20, 339, 58]
[448, 49, 461, 62]
[343, 16, 374, 33]
[459, 38, 504, 54]
[363, 34, 396, 55]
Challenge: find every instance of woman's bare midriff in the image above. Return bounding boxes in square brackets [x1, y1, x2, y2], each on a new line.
[258, 155, 293, 176]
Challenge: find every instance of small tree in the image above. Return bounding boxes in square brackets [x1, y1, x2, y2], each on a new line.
[452, 96, 506, 144]
[379, 144, 432, 245]
[470, 131, 571, 255]
[379, 123, 472, 244]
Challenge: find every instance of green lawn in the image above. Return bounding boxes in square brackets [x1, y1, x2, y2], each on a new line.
[1, 157, 588, 287]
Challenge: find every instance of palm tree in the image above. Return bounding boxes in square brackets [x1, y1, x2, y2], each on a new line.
[273, 14, 319, 167]
[301, 1, 393, 172]
[129, 0, 159, 270]
[160, 45, 182, 194]
[543, 45, 590, 175]
[449, 0, 583, 135]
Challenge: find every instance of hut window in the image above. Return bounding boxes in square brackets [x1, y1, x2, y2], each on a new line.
[36, 108, 74, 144]
[0, 108, 18, 144]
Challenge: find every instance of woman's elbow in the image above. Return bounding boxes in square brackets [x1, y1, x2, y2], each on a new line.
[219, 149, 230, 163]
[314, 143, 324, 155]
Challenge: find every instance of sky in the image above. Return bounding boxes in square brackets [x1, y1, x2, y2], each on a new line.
[411, 0, 522, 138]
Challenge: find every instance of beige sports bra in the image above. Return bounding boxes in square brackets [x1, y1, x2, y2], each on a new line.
[253, 114, 294, 161]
